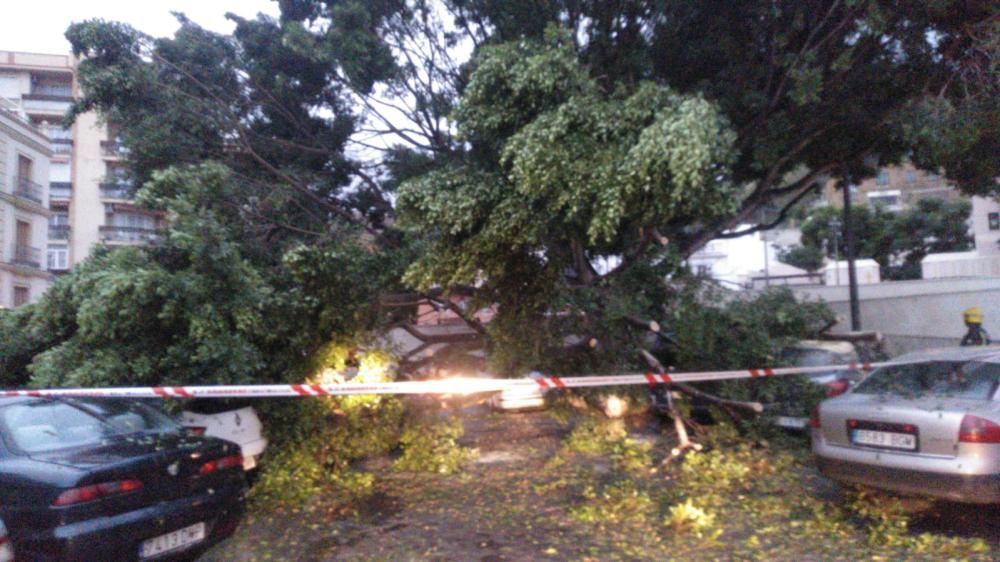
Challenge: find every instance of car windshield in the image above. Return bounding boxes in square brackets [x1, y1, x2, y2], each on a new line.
[781, 347, 856, 367]
[852, 360, 1000, 400]
[0, 399, 178, 454]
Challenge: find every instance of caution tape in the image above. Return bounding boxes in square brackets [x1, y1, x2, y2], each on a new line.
[1, 361, 889, 399]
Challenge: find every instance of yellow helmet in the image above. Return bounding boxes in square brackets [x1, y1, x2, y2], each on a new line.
[964, 307, 984, 325]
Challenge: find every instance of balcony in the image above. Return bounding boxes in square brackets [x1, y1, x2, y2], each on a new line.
[21, 96, 72, 115]
[99, 226, 163, 244]
[99, 182, 134, 200]
[100, 140, 129, 158]
[13, 176, 43, 204]
[48, 224, 70, 240]
[11, 245, 41, 269]
[51, 138, 73, 156]
[49, 182, 72, 200]
[26, 83, 73, 101]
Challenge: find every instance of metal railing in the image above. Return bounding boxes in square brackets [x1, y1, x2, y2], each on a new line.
[48, 224, 70, 240]
[49, 182, 72, 199]
[24, 89, 73, 101]
[11, 245, 41, 269]
[750, 272, 826, 287]
[0, 97, 31, 127]
[13, 176, 43, 204]
[99, 226, 163, 244]
[99, 182, 134, 200]
[100, 140, 129, 157]
[51, 138, 73, 156]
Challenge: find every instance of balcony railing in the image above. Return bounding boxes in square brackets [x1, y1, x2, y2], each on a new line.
[99, 182, 134, 200]
[49, 224, 71, 240]
[49, 182, 72, 199]
[13, 176, 43, 204]
[11, 245, 41, 269]
[99, 226, 163, 244]
[100, 140, 129, 157]
[51, 138, 73, 156]
[25, 84, 73, 101]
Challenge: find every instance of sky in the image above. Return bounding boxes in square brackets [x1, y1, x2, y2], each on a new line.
[2, 0, 280, 55]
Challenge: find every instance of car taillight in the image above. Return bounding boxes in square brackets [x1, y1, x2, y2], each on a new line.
[52, 479, 143, 506]
[187, 426, 207, 436]
[826, 378, 850, 397]
[0, 519, 11, 562]
[200, 454, 243, 476]
[809, 405, 821, 429]
[958, 414, 1000, 443]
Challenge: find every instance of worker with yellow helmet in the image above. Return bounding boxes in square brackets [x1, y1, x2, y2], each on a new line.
[961, 307, 990, 346]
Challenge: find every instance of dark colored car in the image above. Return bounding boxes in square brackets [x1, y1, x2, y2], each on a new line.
[0, 396, 247, 561]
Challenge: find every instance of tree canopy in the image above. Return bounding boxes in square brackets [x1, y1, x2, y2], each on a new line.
[3, 0, 998, 384]
[779, 198, 974, 280]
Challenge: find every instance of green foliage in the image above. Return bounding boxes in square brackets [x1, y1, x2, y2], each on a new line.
[398, 33, 736, 375]
[777, 244, 825, 272]
[452, 2, 1000, 250]
[665, 498, 721, 540]
[392, 417, 479, 474]
[663, 286, 834, 431]
[0, 162, 410, 389]
[569, 479, 657, 526]
[794, 198, 973, 280]
[669, 286, 834, 371]
[557, 417, 653, 477]
[844, 487, 990, 555]
[250, 393, 404, 510]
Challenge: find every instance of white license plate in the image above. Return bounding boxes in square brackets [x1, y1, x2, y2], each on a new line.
[140, 522, 206, 559]
[852, 429, 917, 450]
[775, 416, 808, 429]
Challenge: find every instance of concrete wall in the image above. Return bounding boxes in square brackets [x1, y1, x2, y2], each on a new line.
[972, 196, 1000, 255]
[923, 251, 1000, 279]
[792, 277, 1000, 356]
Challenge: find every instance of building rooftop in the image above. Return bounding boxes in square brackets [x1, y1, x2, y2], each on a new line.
[0, 50, 73, 72]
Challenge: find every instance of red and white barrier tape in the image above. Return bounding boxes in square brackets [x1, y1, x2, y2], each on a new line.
[1, 361, 889, 399]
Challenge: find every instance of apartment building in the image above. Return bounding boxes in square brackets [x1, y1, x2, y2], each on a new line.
[0, 50, 163, 281]
[0, 96, 51, 307]
[821, 162, 961, 211]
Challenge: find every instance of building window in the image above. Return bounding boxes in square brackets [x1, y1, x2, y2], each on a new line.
[13, 286, 29, 307]
[868, 190, 902, 211]
[875, 170, 890, 186]
[110, 212, 155, 230]
[989, 212, 1000, 231]
[905, 171, 916, 183]
[48, 247, 69, 271]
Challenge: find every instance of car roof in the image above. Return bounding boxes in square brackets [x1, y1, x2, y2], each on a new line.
[890, 346, 1000, 364]
[0, 396, 41, 407]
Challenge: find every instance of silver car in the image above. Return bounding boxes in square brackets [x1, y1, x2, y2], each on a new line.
[812, 346, 1000, 503]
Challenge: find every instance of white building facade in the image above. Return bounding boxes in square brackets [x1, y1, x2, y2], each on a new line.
[0, 98, 51, 307]
[0, 50, 162, 283]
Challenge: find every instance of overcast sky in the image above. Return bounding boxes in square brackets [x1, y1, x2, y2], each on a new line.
[3, 0, 280, 55]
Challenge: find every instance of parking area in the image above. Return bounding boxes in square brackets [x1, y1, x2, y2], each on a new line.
[200, 406, 999, 561]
